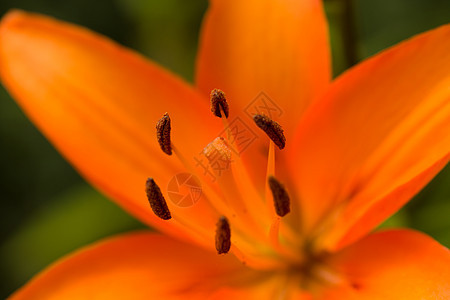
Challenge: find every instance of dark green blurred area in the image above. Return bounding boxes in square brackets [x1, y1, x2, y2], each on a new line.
[0, 0, 448, 297]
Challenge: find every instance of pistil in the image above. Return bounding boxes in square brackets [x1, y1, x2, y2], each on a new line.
[203, 138, 250, 221]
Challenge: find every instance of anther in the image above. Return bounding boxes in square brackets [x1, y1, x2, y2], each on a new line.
[156, 112, 172, 155]
[253, 114, 286, 150]
[215, 216, 231, 254]
[268, 176, 290, 217]
[210, 89, 229, 118]
[145, 178, 172, 220]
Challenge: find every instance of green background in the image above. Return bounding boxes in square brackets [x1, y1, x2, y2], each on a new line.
[0, 0, 449, 297]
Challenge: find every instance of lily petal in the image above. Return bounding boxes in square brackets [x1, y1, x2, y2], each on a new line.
[332, 153, 449, 250]
[196, 0, 331, 185]
[210, 282, 313, 300]
[196, 0, 330, 116]
[10, 232, 249, 299]
[290, 24, 450, 248]
[0, 10, 223, 243]
[322, 230, 450, 300]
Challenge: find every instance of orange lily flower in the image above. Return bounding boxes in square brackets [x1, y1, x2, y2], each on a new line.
[1, 0, 450, 298]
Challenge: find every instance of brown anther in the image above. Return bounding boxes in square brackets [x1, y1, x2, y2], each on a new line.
[215, 216, 231, 254]
[156, 112, 172, 155]
[253, 114, 286, 150]
[268, 176, 290, 217]
[210, 89, 229, 118]
[145, 178, 172, 220]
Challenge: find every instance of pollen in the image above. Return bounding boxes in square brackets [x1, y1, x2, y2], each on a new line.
[215, 216, 231, 254]
[145, 178, 172, 220]
[253, 114, 286, 150]
[268, 176, 290, 217]
[210, 89, 229, 118]
[156, 112, 172, 155]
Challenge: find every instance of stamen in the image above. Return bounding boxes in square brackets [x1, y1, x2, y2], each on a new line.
[215, 216, 231, 254]
[210, 89, 229, 118]
[268, 176, 291, 217]
[265, 141, 276, 216]
[266, 174, 301, 262]
[145, 178, 172, 220]
[253, 114, 286, 150]
[156, 112, 172, 155]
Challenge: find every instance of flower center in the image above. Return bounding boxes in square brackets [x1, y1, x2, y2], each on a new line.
[147, 89, 341, 294]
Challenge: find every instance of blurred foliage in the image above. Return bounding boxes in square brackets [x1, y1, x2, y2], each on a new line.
[117, 0, 208, 81]
[0, 185, 144, 293]
[0, 0, 449, 298]
[354, 0, 450, 59]
[408, 164, 450, 246]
